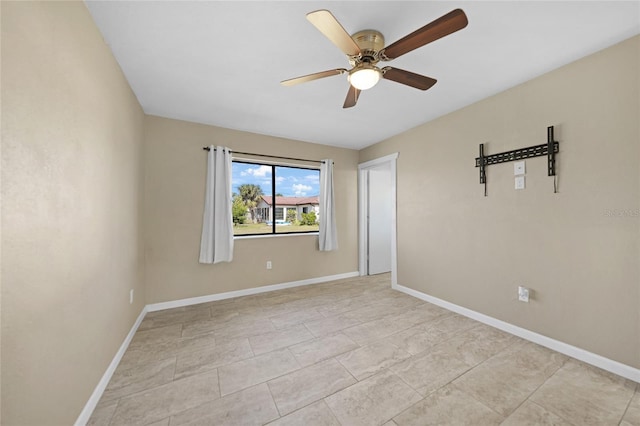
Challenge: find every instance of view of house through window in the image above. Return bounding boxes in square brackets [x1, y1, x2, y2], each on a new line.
[232, 161, 321, 236]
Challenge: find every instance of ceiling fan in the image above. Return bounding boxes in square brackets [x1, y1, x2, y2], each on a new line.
[281, 9, 468, 108]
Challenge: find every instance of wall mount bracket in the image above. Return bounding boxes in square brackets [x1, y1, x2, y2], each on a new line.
[475, 126, 559, 195]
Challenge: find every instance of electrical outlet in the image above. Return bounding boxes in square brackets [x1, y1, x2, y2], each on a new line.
[514, 161, 526, 175]
[266, 261, 272, 270]
[130, 289, 134, 304]
[518, 286, 529, 303]
[515, 176, 525, 190]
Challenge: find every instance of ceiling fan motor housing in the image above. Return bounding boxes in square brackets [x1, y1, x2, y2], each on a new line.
[350, 30, 385, 65]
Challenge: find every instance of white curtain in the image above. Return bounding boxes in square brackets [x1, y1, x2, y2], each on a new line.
[199, 145, 234, 264]
[319, 159, 338, 251]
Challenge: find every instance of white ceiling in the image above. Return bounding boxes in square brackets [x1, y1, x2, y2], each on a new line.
[85, 1, 639, 150]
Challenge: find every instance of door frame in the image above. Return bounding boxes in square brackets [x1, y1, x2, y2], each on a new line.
[358, 153, 399, 287]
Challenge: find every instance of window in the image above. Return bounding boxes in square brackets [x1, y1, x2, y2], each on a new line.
[231, 161, 320, 236]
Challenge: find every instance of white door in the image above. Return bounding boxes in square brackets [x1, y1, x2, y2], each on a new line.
[367, 163, 392, 275]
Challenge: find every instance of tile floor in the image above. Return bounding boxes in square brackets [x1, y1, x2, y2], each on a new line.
[89, 274, 639, 426]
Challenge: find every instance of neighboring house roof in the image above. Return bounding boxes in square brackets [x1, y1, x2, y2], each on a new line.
[261, 195, 319, 206]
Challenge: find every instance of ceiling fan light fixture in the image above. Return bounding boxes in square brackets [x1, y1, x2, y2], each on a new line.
[348, 65, 381, 90]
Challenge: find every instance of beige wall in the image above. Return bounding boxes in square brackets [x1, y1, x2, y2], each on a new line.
[1, 2, 145, 424]
[144, 116, 359, 304]
[360, 35, 640, 368]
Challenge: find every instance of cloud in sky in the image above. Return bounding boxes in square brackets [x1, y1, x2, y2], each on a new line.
[240, 165, 271, 177]
[293, 183, 312, 196]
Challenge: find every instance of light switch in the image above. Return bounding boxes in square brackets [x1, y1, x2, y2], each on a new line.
[514, 161, 525, 175]
[515, 176, 525, 190]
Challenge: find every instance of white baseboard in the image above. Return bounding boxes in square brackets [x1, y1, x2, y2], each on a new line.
[394, 283, 640, 383]
[75, 306, 147, 426]
[146, 271, 360, 312]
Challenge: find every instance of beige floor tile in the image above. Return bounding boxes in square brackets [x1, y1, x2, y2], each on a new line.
[342, 302, 407, 323]
[622, 388, 640, 425]
[393, 385, 503, 426]
[218, 348, 300, 396]
[119, 332, 217, 369]
[269, 308, 324, 329]
[170, 383, 279, 426]
[212, 318, 277, 341]
[170, 331, 218, 355]
[260, 291, 308, 307]
[197, 297, 237, 310]
[385, 292, 427, 306]
[341, 305, 443, 346]
[268, 400, 341, 426]
[341, 314, 409, 345]
[232, 293, 268, 307]
[389, 339, 473, 396]
[531, 359, 636, 425]
[139, 306, 211, 331]
[110, 370, 219, 425]
[430, 313, 481, 333]
[501, 401, 572, 425]
[194, 310, 242, 328]
[146, 418, 170, 426]
[452, 341, 567, 416]
[87, 400, 118, 426]
[336, 339, 411, 380]
[386, 313, 475, 355]
[397, 303, 451, 325]
[249, 324, 314, 355]
[266, 400, 341, 426]
[262, 301, 316, 319]
[144, 304, 206, 318]
[325, 370, 422, 426]
[174, 338, 253, 379]
[448, 324, 518, 367]
[94, 274, 637, 426]
[303, 313, 362, 337]
[128, 324, 182, 350]
[268, 358, 356, 415]
[118, 347, 174, 370]
[289, 332, 359, 367]
[102, 356, 176, 402]
[317, 295, 378, 317]
[181, 315, 268, 338]
[208, 303, 262, 321]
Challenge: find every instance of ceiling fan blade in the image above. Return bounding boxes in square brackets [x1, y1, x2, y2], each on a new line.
[307, 10, 361, 57]
[281, 68, 347, 86]
[382, 9, 468, 60]
[343, 85, 360, 108]
[382, 67, 437, 90]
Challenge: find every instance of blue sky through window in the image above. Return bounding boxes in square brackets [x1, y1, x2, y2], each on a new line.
[232, 162, 320, 197]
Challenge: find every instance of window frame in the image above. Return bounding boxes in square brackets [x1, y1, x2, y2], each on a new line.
[232, 160, 320, 237]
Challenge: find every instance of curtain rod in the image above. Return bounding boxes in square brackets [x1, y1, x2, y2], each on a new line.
[202, 147, 325, 164]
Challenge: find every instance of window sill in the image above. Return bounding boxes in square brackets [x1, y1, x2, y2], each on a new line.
[234, 232, 319, 240]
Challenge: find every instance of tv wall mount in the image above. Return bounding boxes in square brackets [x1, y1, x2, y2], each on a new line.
[475, 126, 559, 196]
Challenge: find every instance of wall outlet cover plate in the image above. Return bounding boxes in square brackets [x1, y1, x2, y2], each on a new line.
[518, 286, 530, 302]
[515, 176, 525, 190]
[514, 161, 526, 175]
